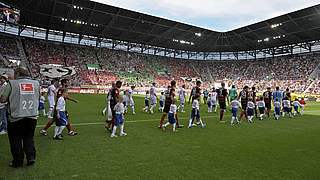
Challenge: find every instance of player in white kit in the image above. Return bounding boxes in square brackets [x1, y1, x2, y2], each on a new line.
[247, 99, 255, 123]
[47, 80, 57, 119]
[211, 89, 218, 113]
[149, 83, 157, 114]
[40, 80, 58, 136]
[178, 85, 186, 113]
[127, 86, 136, 114]
[282, 97, 292, 118]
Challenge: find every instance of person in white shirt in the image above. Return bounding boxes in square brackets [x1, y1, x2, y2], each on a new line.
[188, 95, 205, 128]
[159, 91, 165, 112]
[111, 96, 127, 137]
[247, 99, 255, 123]
[38, 92, 46, 116]
[149, 83, 157, 114]
[142, 90, 150, 113]
[47, 80, 58, 119]
[211, 89, 218, 113]
[282, 97, 292, 117]
[128, 86, 136, 114]
[230, 99, 241, 125]
[54, 90, 68, 140]
[178, 85, 186, 112]
[162, 100, 178, 132]
[292, 98, 301, 116]
[257, 97, 266, 120]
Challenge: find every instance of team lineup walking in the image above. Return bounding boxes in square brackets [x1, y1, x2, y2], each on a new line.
[1, 1, 320, 179]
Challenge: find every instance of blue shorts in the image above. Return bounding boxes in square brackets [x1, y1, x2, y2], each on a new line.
[231, 107, 238, 117]
[145, 100, 149, 107]
[247, 108, 254, 116]
[168, 113, 176, 124]
[190, 108, 200, 120]
[207, 101, 211, 107]
[38, 102, 44, 110]
[294, 106, 299, 112]
[114, 114, 124, 126]
[275, 107, 281, 115]
[283, 107, 290, 113]
[258, 107, 265, 114]
[159, 101, 164, 108]
[56, 111, 68, 126]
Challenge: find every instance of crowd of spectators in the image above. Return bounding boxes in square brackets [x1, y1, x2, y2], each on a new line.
[1, 34, 319, 94]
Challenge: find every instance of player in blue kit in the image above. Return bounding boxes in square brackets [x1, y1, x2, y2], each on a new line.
[230, 99, 241, 125]
[142, 90, 150, 113]
[162, 99, 178, 132]
[247, 98, 255, 123]
[53, 90, 68, 140]
[274, 98, 281, 120]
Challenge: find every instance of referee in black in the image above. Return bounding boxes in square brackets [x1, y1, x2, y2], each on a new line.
[0, 67, 40, 168]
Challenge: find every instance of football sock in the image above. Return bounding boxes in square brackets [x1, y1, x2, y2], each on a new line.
[188, 118, 193, 127]
[58, 126, 66, 135]
[111, 126, 117, 136]
[54, 126, 59, 137]
[220, 110, 224, 121]
[181, 105, 184, 112]
[120, 124, 124, 134]
[164, 122, 170, 127]
[173, 123, 176, 131]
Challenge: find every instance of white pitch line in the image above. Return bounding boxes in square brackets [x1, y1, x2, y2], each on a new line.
[35, 112, 320, 128]
[35, 115, 216, 128]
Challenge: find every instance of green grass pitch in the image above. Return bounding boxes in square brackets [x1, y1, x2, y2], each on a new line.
[0, 94, 320, 180]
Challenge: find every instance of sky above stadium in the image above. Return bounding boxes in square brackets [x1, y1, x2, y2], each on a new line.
[91, 0, 320, 32]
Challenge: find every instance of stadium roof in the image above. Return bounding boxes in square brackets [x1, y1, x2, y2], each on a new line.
[4, 0, 320, 52]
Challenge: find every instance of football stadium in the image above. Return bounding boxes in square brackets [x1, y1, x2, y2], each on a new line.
[0, 0, 320, 179]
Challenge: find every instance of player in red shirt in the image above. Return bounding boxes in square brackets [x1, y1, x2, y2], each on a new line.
[159, 80, 182, 128]
[217, 83, 228, 122]
[105, 81, 122, 131]
[299, 98, 306, 115]
[263, 87, 273, 118]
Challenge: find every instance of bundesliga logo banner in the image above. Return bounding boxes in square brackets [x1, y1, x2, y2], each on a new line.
[20, 83, 34, 94]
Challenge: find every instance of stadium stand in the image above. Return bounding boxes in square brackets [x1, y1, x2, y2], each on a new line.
[0, 33, 319, 94]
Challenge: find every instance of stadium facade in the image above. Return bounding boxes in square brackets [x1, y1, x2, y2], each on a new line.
[1, 0, 320, 60]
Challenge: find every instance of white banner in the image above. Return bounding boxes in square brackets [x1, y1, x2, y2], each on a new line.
[39, 64, 76, 78]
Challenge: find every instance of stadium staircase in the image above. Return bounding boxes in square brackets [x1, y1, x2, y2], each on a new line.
[304, 62, 320, 94]
[17, 39, 34, 77]
[190, 63, 203, 79]
[0, 53, 10, 67]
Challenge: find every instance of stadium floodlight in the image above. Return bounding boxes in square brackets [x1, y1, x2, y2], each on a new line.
[271, 23, 283, 29]
[195, 33, 202, 37]
[257, 40, 263, 43]
[264, 38, 269, 42]
[73, 5, 77, 9]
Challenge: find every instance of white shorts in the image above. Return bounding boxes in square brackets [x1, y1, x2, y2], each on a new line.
[107, 103, 112, 121]
[129, 98, 135, 106]
[150, 95, 157, 105]
[48, 96, 55, 108]
[180, 98, 185, 104]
